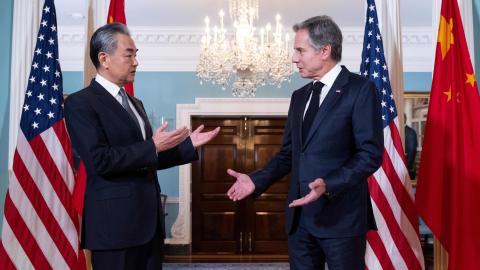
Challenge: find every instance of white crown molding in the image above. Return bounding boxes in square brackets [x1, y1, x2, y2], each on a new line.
[58, 26, 436, 73]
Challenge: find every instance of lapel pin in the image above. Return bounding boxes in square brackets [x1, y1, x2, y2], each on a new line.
[335, 89, 342, 93]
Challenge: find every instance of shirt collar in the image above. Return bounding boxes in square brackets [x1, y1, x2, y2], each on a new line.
[95, 73, 122, 98]
[315, 63, 342, 88]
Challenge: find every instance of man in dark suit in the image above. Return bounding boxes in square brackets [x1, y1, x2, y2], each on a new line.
[227, 16, 383, 270]
[404, 114, 418, 179]
[64, 23, 219, 270]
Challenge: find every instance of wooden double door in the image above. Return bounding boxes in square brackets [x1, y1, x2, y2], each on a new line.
[191, 116, 290, 255]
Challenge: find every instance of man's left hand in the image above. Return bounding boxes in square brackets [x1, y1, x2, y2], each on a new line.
[190, 125, 221, 148]
[289, 178, 326, 207]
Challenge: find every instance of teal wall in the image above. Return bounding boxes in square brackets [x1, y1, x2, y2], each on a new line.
[0, 0, 13, 233]
[404, 72, 432, 91]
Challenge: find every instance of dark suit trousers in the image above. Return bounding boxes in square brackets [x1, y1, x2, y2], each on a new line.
[288, 213, 366, 270]
[91, 220, 164, 270]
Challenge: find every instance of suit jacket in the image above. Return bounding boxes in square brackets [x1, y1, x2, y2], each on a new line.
[64, 80, 197, 250]
[250, 66, 383, 237]
[404, 125, 418, 179]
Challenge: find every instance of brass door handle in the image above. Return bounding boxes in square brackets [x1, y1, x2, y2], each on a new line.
[248, 232, 252, 252]
[239, 232, 243, 253]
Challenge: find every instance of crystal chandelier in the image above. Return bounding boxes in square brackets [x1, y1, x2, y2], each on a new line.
[196, 0, 293, 97]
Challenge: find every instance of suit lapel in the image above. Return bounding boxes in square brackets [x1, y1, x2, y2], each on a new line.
[90, 80, 145, 139]
[302, 67, 350, 149]
[129, 96, 153, 138]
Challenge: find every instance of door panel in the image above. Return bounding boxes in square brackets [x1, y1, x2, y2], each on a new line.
[192, 118, 244, 254]
[192, 117, 288, 255]
[247, 118, 289, 254]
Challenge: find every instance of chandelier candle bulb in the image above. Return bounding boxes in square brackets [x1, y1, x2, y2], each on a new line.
[266, 23, 271, 42]
[249, 8, 254, 27]
[204, 16, 210, 48]
[219, 10, 224, 31]
[275, 14, 281, 35]
[285, 33, 290, 51]
[260, 28, 265, 48]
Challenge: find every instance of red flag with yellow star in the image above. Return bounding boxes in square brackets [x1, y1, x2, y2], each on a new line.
[107, 0, 134, 95]
[415, 0, 480, 268]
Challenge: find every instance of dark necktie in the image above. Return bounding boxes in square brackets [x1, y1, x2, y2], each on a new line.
[119, 87, 141, 130]
[302, 81, 324, 142]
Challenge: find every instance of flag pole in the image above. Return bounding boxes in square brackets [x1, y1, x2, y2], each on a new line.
[433, 238, 448, 270]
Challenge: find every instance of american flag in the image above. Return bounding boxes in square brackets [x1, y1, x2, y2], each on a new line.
[360, 1, 425, 269]
[0, 0, 85, 269]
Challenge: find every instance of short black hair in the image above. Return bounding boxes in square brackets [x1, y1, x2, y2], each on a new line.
[89, 22, 131, 69]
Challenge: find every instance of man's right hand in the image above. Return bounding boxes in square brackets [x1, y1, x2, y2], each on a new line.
[226, 169, 255, 201]
[152, 122, 189, 152]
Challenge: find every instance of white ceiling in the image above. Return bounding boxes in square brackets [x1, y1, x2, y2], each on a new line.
[55, 0, 433, 29]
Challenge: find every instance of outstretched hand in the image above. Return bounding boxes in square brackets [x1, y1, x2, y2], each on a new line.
[152, 122, 190, 153]
[190, 125, 220, 148]
[226, 169, 255, 201]
[289, 178, 326, 207]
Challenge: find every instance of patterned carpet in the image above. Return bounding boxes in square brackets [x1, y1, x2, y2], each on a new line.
[163, 263, 290, 269]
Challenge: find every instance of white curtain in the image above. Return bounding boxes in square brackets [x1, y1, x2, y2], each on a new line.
[378, 0, 405, 136]
[83, 0, 109, 87]
[8, 0, 43, 171]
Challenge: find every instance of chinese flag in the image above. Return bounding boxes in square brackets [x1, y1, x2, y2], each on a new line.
[415, 0, 480, 269]
[107, 0, 134, 95]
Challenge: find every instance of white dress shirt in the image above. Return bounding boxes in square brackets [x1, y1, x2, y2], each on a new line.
[303, 64, 342, 118]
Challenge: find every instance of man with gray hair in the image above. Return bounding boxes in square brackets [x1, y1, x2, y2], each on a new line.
[227, 16, 383, 269]
[65, 22, 219, 269]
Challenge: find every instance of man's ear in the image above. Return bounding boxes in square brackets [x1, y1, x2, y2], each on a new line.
[98, 52, 109, 69]
[321, 45, 332, 60]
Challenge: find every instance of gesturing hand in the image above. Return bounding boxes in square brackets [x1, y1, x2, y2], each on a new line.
[226, 169, 255, 201]
[288, 178, 326, 207]
[190, 125, 220, 148]
[152, 122, 189, 152]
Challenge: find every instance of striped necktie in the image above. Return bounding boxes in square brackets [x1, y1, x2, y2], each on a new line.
[119, 87, 141, 130]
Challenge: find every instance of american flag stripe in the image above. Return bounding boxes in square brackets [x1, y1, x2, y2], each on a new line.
[379, 148, 417, 229]
[4, 195, 53, 269]
[29, 134, 77, 224]
[11, 155, 78, 267]
[361, 1, 424, 269]
[388, 120, 406, 162]
[381, 129, 423, 260]
[384, 123, 410, 186]
[369, 183, 410, 270]
[373, 166, 415, 241]
[0, 1, 85, 268]
[1, 218, 34, 270]
[41, 124, 75, 191]
[16, 133, 78, 235]
[6, 133, 80, 269]
[383, 123, 412, 197]
[53, 122, 76, 171]
[366, 233, 394, 269]
[369, 175, 422, 270]
[7, 173, 71, 269]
